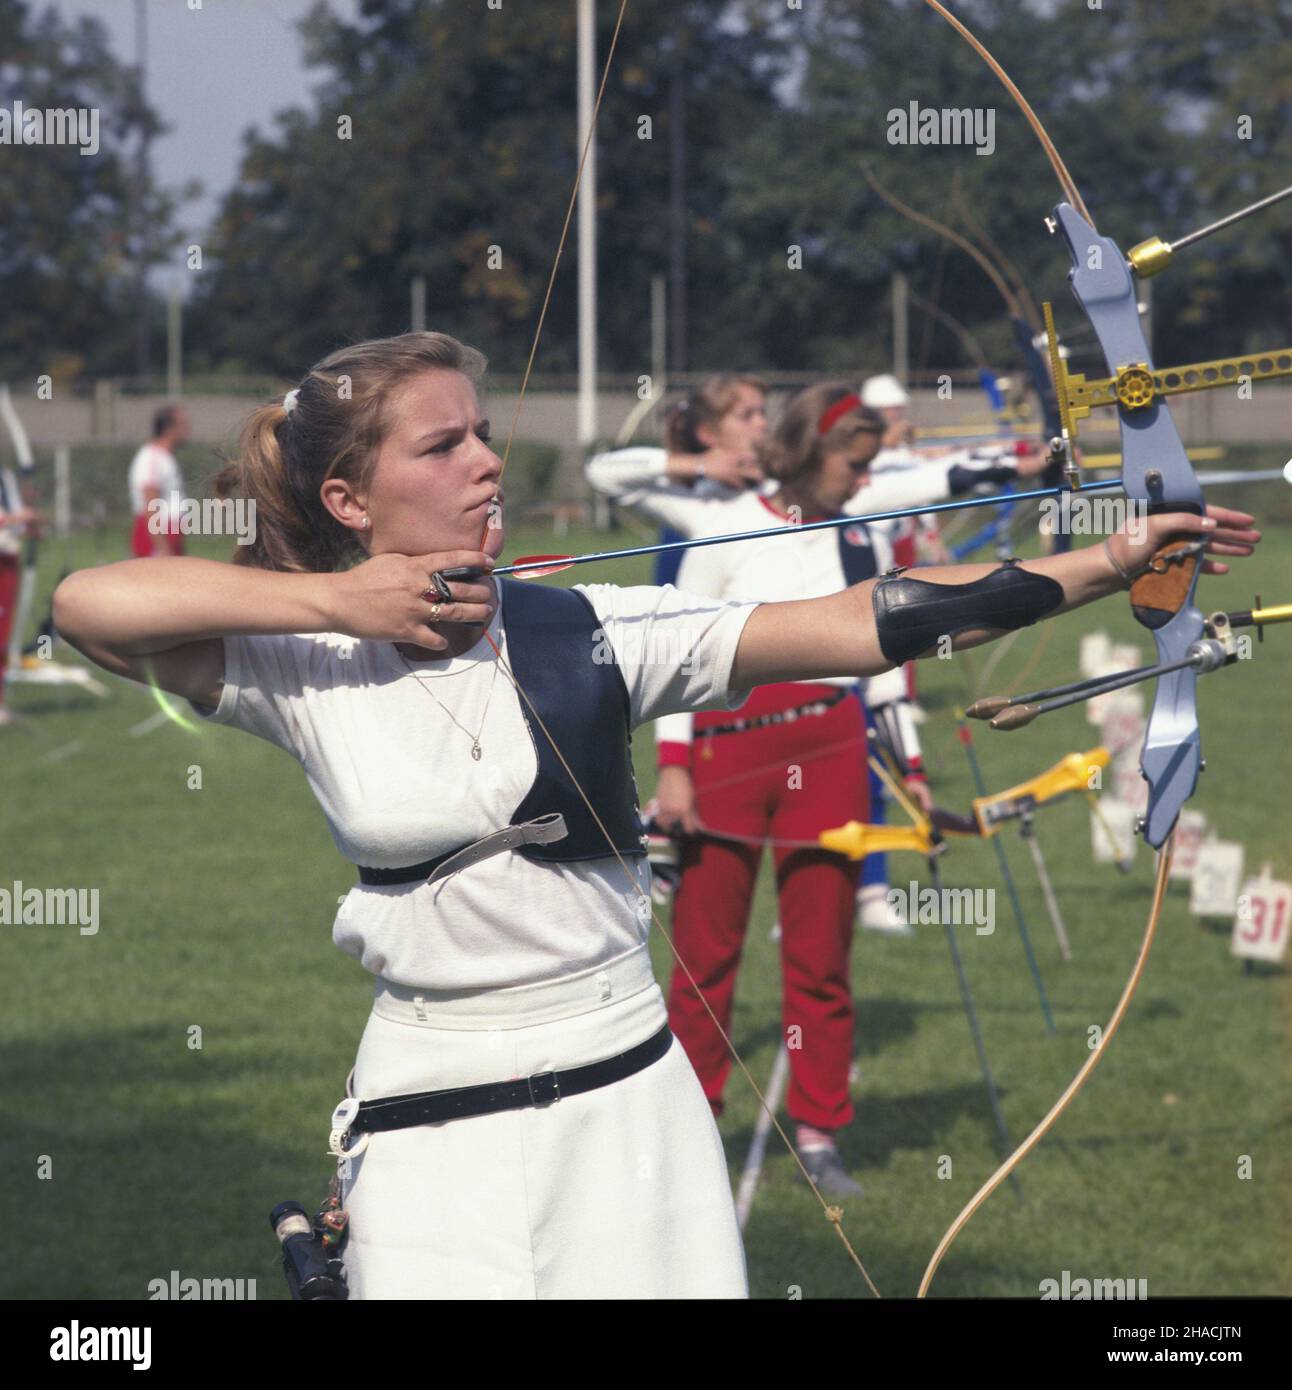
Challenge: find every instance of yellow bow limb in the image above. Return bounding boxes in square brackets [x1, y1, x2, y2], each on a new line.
[974, 747, 1111, 836]
[818, 821, 936, 860]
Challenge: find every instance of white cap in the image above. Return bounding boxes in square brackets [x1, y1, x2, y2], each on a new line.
[862, 374, 910, 409]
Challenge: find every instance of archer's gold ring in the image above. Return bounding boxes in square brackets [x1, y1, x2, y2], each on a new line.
[427, 603, 443, 622]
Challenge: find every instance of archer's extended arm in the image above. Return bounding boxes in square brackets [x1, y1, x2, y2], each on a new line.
[730, 508, 1257, 689]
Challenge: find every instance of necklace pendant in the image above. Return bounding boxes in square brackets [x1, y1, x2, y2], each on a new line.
[472, 744, 482, 761]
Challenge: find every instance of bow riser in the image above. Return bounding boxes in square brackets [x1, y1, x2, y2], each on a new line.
[1055, 204, 1205, 847]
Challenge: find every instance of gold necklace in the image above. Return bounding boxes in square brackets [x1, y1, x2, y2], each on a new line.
[396, 634, 502, 762]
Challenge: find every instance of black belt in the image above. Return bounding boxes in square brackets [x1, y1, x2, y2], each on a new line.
[697, 687, 850, 740]
[350, 1024, 673, 1133]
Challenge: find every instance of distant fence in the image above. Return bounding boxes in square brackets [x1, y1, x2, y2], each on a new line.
[11, 379, 1291, 504]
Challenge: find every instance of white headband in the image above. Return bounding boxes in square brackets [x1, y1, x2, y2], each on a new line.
[283, 388, 300, 415]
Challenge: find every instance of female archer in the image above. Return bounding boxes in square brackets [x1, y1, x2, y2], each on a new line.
[637, 373, 770, 587]
[52, 331, 1257, 1298]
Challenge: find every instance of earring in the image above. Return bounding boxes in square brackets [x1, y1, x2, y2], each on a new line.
[361, 517, 370, 529]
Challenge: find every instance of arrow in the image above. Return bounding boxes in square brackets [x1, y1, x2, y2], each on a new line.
[492, 476, 1125, 578]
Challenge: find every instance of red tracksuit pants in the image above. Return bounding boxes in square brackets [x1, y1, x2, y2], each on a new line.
[665, 682, 869, 1130]
[131, 511, 184, 558]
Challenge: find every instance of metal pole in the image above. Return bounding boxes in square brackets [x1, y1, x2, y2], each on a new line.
[166, 281, 182, 399]
[134, 0, 150, 381]
[611, 276, 670, 447]
[892, 271, 909, 387]
[410, 274, 427, 333]
[667, 47, 687, 373]
[929, 857, 1022, 1198]
[735, 1043, 791, 1230]
[576, 0, 598, 448]
[955, 716, 1058, 1034]
[1019, 813, 1072, 961]
[54, 446, 70, 539]
[650, 273, 667, 389]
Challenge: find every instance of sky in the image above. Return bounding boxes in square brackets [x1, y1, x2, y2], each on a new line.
[43, 0, 361, 289]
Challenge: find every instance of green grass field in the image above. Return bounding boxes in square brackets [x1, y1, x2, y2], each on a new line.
[3, 474, 1290, 1300]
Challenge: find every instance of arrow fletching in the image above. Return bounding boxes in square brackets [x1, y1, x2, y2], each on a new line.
[497, 554, 576, 579]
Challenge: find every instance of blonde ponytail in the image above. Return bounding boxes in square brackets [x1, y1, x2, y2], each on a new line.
[213, 331, 487, 572]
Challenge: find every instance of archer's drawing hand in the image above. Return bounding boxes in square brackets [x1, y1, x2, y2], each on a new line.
[698, 446, 763, 490]
[330, 549, 497, 650]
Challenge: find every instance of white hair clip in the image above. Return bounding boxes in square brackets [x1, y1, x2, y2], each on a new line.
[283, 388, 300, 415]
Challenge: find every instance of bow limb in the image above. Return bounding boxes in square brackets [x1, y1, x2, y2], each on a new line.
[949, 180, 1041, 327]
[911, 0, 1189, 1298]
[918, 838, 1173, 1296]
[917, 0, 1092, 223]
[906, 291, 993, 375]
[859, 164, 1063, 473]
[861, 162, 1022, 318]
[914, 0, 1206, 833]
[478, 2, 881, 1295]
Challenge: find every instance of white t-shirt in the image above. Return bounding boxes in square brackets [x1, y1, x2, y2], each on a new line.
[650, 490, 900, 746]
[669, 490, 894, 615]
[586, 452, 909, 742]
[190, 582, 759, 991]
[128, 443, 185, 516]
[585, 444, 960, 527]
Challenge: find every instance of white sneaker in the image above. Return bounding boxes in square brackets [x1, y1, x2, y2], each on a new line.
[798, 1145, 863, 1198]
[856, 888, 915, 936]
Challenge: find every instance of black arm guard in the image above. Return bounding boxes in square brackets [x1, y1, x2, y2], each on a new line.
[871, 559, 1065, 665]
